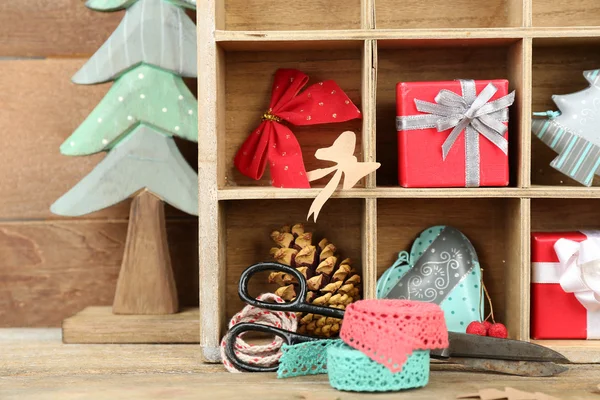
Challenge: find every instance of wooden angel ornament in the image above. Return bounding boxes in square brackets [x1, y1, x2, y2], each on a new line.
[306, 131, 380, 221]
[51, 0, 198, 316]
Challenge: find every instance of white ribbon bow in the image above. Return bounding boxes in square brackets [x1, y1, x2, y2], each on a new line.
[554, 238, 600, 312]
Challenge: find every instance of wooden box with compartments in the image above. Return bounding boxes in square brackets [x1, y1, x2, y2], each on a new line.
[198, 0, 600, 363]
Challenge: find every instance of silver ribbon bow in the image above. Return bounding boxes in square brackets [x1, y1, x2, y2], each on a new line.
[396, 79, 515, 187]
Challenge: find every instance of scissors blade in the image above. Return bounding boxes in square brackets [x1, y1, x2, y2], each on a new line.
[445, 332, 570, 363]
[434, 358, 568, 377]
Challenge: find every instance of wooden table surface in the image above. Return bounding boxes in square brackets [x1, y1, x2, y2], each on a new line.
[2, 329, 600, 400]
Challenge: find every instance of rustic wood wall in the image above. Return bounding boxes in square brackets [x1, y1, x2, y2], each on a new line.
[0, 2, 199, 327]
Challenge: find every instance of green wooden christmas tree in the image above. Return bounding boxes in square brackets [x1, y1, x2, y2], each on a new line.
[52, 0, 198, 315]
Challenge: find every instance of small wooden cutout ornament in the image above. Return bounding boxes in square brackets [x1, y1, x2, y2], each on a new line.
[74, 0, 197, 84]
[457, 387, 561, 400]
[306, 131, 380, 221]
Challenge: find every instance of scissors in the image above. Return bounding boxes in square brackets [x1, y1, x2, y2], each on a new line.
[224, 262, 569, 376]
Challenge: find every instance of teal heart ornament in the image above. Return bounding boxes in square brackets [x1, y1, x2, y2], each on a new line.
[377, 226, 483, 333]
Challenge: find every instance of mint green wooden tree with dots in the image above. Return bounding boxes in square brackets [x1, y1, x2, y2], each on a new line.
[51, 0, 198, 315]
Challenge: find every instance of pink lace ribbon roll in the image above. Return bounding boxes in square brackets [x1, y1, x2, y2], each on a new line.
[340, 299, 448, 373]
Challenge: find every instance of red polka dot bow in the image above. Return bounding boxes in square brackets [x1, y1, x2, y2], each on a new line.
[234, 69, 362, 188]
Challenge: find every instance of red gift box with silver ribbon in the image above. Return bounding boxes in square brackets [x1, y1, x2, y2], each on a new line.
[531, 231, 600, 339]
[396, 79, 514, 188]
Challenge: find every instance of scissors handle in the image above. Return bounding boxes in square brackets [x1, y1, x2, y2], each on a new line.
[239, 262, 345, 319]
[224, 322, 320, 372]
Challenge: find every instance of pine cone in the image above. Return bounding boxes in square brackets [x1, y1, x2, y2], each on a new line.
[268, 223, 361, 337]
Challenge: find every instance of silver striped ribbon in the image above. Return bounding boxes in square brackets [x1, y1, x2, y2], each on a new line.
[397, 80, 515, 187]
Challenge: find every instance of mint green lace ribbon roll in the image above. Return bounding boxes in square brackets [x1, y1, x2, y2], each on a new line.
[327, 343, 430, 392]
[278, 339, 430, 392]
[277, 339, 339, 378]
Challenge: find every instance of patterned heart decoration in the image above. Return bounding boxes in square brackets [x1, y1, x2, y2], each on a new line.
[377, 226, 483, 333]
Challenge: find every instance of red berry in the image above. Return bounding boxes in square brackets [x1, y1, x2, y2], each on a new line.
[483, 321, 492, 333]
[488, 323, 508, 339]
[466, 321, 487, 336]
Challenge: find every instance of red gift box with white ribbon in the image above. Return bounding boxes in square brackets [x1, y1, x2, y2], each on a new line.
[531, 231, 600, 339]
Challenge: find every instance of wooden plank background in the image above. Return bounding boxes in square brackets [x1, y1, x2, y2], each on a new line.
[0, 2, 198, 326]
[0, 1, 123, 57]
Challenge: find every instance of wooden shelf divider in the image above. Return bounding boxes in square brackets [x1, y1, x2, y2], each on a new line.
[217, 186, 600, 200]
[362, 39, 377, 189]
[361, 0, 375, 30]
[508, 198, 531, 341]
[522, 0, 533, 28]
[516, 37, 533, 188]
[198, 0, 225, 363]
[215, 27, 600, 44]
[362, 198, 378, 300]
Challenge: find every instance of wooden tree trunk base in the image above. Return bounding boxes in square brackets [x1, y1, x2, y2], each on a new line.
[113, 190, 179, 315]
